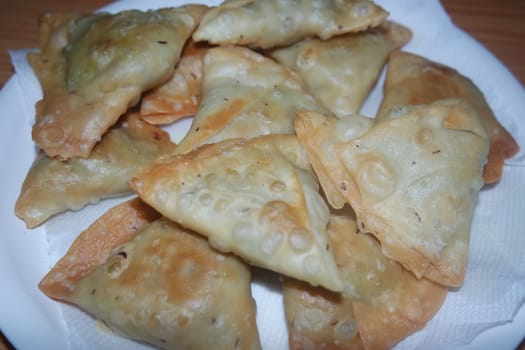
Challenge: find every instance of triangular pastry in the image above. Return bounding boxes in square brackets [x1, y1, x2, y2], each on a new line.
[295, 100, 489, 286]
[15, 112, 174, 228]
[193, 0, 388, 49]
[377, 50, 520, 183]
[29, 6, 206, 159]
[131, 134, 343, 292]
[271, 21, 412, 117]
[40, 199, 261, 350]
[173, 46, 326, 154]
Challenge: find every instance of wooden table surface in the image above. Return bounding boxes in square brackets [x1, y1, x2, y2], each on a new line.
[0, 1, 524, 350]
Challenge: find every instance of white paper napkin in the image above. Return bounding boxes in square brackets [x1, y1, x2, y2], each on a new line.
[9, 0, 525, 349]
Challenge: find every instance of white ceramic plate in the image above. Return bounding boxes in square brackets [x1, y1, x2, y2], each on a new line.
[1, 0, 524, 349]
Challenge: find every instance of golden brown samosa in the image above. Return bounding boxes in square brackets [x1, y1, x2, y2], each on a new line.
[295, 100, 488, 286]
[377, 50, 519, 183]
[29, 6, 206, 159]
[15, 112, 174, 228]
[193, 0, 388, 49]
[40, 198, 261, 350]
[131, 134, 343, 292]
[271, 21, 412, 116]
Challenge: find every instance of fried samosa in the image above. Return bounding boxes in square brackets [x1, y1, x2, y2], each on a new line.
[173, 46, 326, 154]
[29, 6, 206, 159]
[295, 100, 489, 286]
[15, 112, 174, 228]
[40, 198, 261, 350]
[271, 21, 412, 117]
[193, 0, 388, 49]
[130, 134, 343, 292]
[377, 50, 520, 183]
